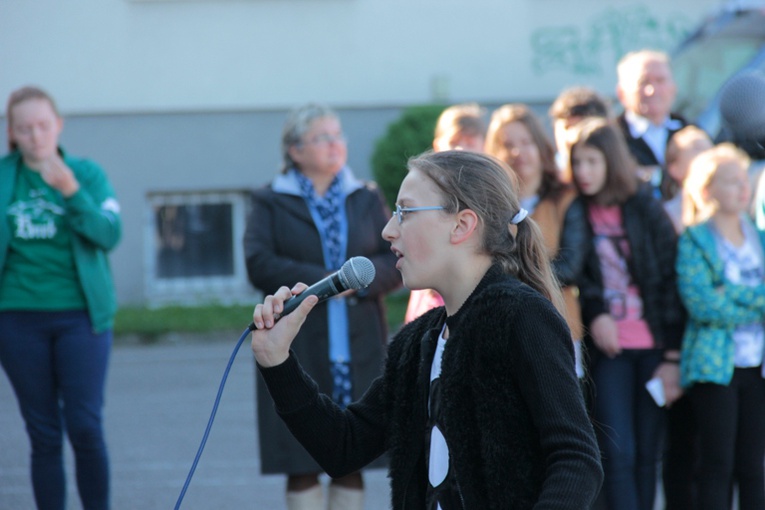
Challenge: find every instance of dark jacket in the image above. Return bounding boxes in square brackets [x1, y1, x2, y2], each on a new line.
[259, 266, 603, 509]
[532, 186, 590, 339]
[243, 173, 400, 474]
[577, 188, 686, 358]
[616, 112, 687, 167]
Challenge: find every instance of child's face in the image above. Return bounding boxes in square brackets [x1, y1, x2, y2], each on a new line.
[706, 160, 750, 216]
[382, 170, 451, 290]
[433, 131, 485, 153]
[571, 144, 608, 197]
[668, 135, 712, 183]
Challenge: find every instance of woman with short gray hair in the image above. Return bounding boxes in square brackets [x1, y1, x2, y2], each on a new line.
[244, 103, 401, 510]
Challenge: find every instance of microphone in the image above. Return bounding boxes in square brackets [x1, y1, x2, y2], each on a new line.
[719, 70, 765, 143]
[248, 257, 376, 330]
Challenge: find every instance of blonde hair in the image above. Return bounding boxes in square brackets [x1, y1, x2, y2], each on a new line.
[681, 143, 750, 226]
[665, 126, 712, 167]
[617, 49, 671, 87]
[407, 150, 565, 314]
[6, 86, 60, 152]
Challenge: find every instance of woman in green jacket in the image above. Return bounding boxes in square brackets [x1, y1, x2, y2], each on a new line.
[0, 86, 121, 510]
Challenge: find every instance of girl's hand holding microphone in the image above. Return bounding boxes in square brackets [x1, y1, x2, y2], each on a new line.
[251, 284, 318, 368]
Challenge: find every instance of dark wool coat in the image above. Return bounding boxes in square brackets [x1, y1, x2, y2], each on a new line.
[244, 177, 401, 474]
[577, 188, 687, 365]
[260, 266, 604, 508]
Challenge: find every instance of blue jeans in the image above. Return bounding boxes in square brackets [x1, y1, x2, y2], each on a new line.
[0, 311, 111, 510]
[591, 349, 665, 510]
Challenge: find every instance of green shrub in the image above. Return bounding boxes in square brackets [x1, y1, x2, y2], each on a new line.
[371, 104, 446, 209]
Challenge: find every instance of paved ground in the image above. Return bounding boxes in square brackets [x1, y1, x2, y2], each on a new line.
[0, 332, 390, 510]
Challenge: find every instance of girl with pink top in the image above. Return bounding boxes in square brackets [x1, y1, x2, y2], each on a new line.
[570, 118, 686, 510]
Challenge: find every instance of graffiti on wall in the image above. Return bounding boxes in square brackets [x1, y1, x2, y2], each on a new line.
[531, 5, 694, 76]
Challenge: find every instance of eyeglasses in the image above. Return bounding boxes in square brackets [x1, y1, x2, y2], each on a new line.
[301, 133, 346, 146]
[393, 204, 445, 224]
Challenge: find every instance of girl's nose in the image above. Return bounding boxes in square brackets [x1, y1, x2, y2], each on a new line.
[381, 216, 397, 241]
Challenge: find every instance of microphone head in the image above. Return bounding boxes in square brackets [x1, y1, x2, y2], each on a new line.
[338, 257, 376, 290]
[719, 71, 765, 142]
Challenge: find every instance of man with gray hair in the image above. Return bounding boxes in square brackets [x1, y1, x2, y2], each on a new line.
[616, 50, 688, 200]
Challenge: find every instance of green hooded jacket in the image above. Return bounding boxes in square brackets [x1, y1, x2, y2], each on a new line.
[0, 149, 121, 332]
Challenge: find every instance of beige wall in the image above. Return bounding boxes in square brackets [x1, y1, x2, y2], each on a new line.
[1, 0, 724, 114]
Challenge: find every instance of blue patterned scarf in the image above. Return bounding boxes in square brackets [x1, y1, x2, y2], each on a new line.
[294, 170, 353, 407]
[295, 172, 344, 271]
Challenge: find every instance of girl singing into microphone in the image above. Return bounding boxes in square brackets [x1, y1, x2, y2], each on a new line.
[250, 150, 603, 509]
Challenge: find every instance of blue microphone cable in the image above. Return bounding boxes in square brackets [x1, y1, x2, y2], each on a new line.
[173, 325, 253, 509]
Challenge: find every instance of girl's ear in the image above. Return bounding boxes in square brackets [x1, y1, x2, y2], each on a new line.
[451, 209, 480, 245]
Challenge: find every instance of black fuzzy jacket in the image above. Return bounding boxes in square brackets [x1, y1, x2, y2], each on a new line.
[259, 266, 603, 509]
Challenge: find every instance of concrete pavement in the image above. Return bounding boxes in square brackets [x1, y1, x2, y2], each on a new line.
[0, 332, 390, 510]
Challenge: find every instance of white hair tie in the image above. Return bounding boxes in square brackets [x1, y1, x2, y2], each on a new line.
[510, 208, 528, 225]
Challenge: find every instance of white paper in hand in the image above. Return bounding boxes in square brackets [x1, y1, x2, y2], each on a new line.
[645, 377, 666, 407]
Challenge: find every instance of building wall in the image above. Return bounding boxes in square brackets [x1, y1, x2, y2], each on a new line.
[1, 0, 723, 112]
[0, 0, 725, 305]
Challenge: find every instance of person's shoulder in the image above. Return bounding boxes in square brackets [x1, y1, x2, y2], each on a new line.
[387, 309, 443, 360]
[479, 276, 551, 313]
[347, 180, 389, 212]
[628, 185, 660, 208]
[0, 152, 20, 174]
[682, 221, 714, 245]
[349, 179, 383, 198]
[476, 278, 568, 345]
[545, 183, 578, 209]
[615, 112, 630, 130]
[0, 151, 19, 164]
[250, 182, 277, 198]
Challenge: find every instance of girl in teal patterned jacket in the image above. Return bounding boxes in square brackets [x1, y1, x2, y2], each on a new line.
[676, 143, 765, 510]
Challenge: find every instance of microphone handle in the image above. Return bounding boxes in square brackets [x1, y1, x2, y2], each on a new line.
[281, 272, 346, 315]
[248, 272, 346, 331]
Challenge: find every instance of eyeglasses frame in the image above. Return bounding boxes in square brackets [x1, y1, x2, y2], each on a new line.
[393, 205, 445, 224]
